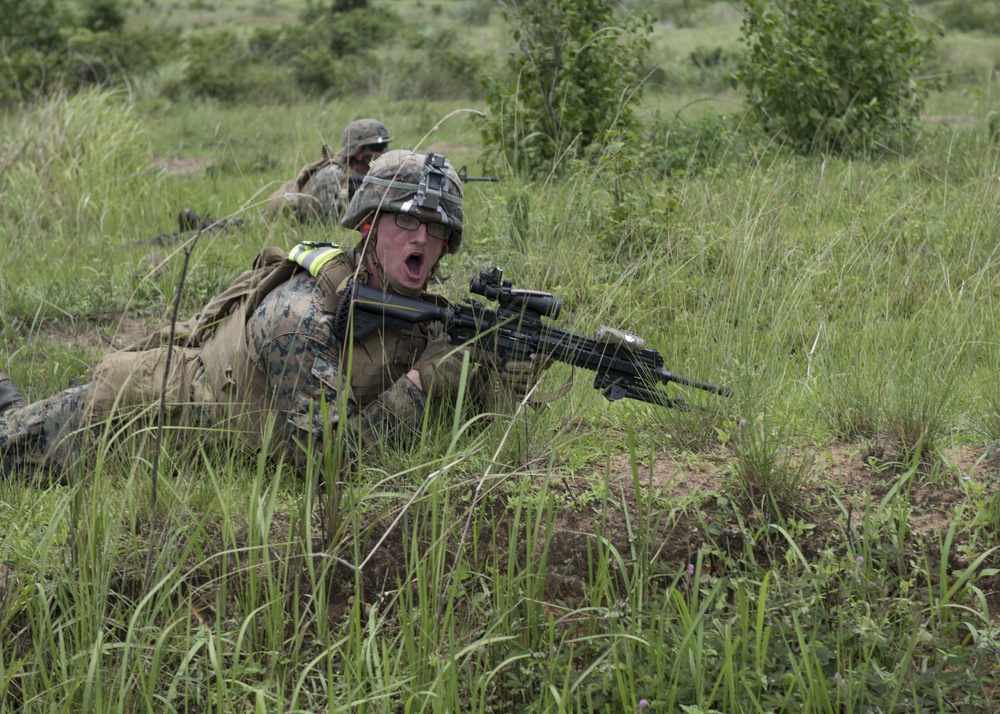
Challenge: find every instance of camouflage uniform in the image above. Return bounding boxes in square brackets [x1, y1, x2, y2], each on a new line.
[0, 150, 502, 478]
[264, 119, 391, 223]
[0, 247, 463, 477]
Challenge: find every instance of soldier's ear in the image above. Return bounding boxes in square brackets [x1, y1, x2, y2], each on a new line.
[360, 220, 373, 239]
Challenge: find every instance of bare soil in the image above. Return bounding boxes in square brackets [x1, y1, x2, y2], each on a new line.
[330, 441, 1000, 617]
[152, 155, 216, 177]
[42, 315, 153, 351]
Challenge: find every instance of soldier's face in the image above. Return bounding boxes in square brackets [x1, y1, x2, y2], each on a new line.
[371, 212, 447, 292]
[355, 145, 388, 169]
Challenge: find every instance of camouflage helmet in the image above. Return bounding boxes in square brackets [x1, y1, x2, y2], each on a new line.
[341, 149, 464, 254]
[341, 119, 391, 157]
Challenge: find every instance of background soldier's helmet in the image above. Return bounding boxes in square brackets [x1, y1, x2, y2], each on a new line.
[341, 149, 464, 254]
[341, 119, 391, 157]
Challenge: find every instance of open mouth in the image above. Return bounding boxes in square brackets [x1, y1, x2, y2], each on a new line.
[404, 252, 425, 280]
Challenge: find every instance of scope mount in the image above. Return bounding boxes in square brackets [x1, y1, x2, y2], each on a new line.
[469, 266, 562, 319]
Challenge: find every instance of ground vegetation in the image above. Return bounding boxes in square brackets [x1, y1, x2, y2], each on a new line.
[1, 1, 999, 711]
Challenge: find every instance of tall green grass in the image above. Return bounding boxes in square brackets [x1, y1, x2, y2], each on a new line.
[2, 70, 1000, 711]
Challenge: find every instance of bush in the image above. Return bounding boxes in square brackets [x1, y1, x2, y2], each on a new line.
[0, 0, 75, 53]
[935, 0, 1000, 34]
[457, 0, 492, 25]
[640, 112, 761, 178]
[296, 3, 398, 58]
[280, 3, 398, 96]
[290, 51, 379, 98]
[387, 28, 487, 100]
[60, 27, 173, 87]
[0, 27, 174, 105]
[182, 30, 256, 102]
[0, 50, 51, 105]
[81, 0, 125, 33]
[735, 0, 940, 156]
[481, 0, 653, 178]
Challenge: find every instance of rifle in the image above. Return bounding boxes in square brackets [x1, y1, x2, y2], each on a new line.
[142, 210, 244, 246]
[333, 267, 731, 409]
[457, 165, 500, 183]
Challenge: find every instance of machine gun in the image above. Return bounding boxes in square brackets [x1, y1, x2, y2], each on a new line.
[142, 209, 244, 246]
[457, 165, 500, 183]
[333, 267, 731, 409]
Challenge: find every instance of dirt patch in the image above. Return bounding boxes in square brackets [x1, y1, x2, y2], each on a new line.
[6, 441, 995, 629]
[152, 155, 216, 177]
[39, 316, 156, 351]
[317, 442, 999, 606]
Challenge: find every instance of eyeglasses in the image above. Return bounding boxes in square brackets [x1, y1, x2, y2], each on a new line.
[394, 212, 452, 242]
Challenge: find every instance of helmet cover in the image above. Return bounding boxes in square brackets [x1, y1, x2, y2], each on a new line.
[340, 149, 464, 254]
[341, 119, 391, 156]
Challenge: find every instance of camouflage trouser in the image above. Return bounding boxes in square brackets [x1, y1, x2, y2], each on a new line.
[0, 384, 92, 476]
[0, 347, 214, 477]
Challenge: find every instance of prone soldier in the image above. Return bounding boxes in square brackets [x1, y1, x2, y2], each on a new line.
[162, 119, 392, 242]
[262, 118, 392, 223]
[0, 150, 549, 478]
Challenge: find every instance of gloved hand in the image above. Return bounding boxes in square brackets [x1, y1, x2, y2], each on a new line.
[497, 355, 553, 399]
[412, 338, 468, 399]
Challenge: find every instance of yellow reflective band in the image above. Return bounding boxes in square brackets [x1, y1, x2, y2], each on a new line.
[289, 243, 343, 277]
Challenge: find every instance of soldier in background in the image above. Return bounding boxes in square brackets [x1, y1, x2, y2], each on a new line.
[0, 150, 547, 478]
[157, 119, 391, 242]
[262, 118, 392, 223]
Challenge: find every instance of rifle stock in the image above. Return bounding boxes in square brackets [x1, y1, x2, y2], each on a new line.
[333, 269, 731, 409]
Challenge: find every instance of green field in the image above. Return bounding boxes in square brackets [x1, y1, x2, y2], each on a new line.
[1, 1, 1000, 711]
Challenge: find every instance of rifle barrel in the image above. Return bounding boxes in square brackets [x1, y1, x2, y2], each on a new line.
[457, 166, 501, 183]
[656, 369, 731, 396]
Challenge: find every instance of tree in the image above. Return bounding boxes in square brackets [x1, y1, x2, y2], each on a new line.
[481, 0, 652, 178]
[735, 0, 940, 155]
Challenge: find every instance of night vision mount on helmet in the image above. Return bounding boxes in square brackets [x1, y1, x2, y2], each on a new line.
[341, 150, 464, 254]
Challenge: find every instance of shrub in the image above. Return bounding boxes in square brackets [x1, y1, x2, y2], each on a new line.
[935, 0, 1000, 33]
[0, 0, 75, 53]
[282, 3, 399, 96]
[290, 51, 378, 98]
[181, 30, 256, 102]
[0, 27, 174, 105]
[457, 0, 492, 25]
[81, 0, 125, 33]
[388, 27, 487, 100]
[330, 0, 367, 10]
[181, 30, 299, 103]
[640, 112, 761, 178]
[481, 0, 652, 178]
[296, 2, 399, 58]
[60, 27, 173, 87]
[735, 0, 940, 156]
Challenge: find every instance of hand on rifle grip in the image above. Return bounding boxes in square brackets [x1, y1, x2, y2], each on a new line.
[498, 354, 553, 398]
[412, 338, 467, 399]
